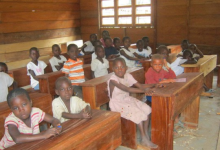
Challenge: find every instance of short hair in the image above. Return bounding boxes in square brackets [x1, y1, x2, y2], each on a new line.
[142, 36, 149, 41]
[157, 45, 168, 53]
[0, 62, 7, 68]
[136, 40, 144, 46]
[104, 37, 112, 42]
[55, 77, 72, 90]
[113, 37, 120, 44]
[95, 45, 103, 52]
[67, 44, 78, 52]
[122, 36, 130, 43]
[90, 33, 97, 38]
[183, 49, 193, 57]
[52, 44, 60, 50]
[113, 57, 126, 67]
[29, 47, 39, 54]
[7, 88, 31, 107]
[181, 39, 189, 44]
[102, 30, 109, 35]
[151, 54, 163, 61]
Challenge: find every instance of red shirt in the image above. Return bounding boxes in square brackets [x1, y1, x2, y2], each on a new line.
[145, 67, 176, 84]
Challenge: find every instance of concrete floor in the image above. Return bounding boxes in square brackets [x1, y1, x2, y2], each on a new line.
[117, 75, 220, 150]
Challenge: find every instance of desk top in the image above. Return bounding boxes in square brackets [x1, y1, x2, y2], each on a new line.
[181, 55, 217, 67]
[7, 110, 121, 150]
[152, 72, 203, 97]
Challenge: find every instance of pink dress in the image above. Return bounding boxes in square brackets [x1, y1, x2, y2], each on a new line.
[107, 73, 151, 124]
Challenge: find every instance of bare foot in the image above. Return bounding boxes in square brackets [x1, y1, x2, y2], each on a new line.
[141, 137, 158, 149]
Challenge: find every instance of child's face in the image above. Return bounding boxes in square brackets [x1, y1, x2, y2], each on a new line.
[52, 46, 61, 57]
[102, 31, 110, 39]
[123, 39, 131, 48]
[143, 39, 149, 47]
[114, 39, 121, 49]
[30, 50, 39, 61]
[105, 39, 112, 47]
[151, 59, 163, 73]
[181, 42, 189, 50]
[137, 41, 144, 52]
[96, 47, 105, 58]
[10, 94, 32, 121]
[68, 47, 78, 61]
[90, 35, 97, 43]
[55, 81, 73, 101]
[113, 61, 127, 78]
[159, 49, 169, 60]
[183, 52, 192, 60]
[0, 65, 8, 73]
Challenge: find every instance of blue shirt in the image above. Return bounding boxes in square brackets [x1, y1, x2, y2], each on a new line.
[105, 46, 119, 58]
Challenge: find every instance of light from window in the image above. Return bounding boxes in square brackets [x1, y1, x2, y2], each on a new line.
[136, 6, 151, 14]
[136, 16, 151, 24]
[118, 0, 131, 6]
[102, 0, 114, 7]
[118, 8, 132, 15]
[136, 0, 151, 5]
[119, 17, 132, 24]
[102, 9, 115, 16]
[103, 17, 115, 25]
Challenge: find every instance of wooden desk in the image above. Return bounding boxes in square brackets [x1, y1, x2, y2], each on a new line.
[0, 93, 52, 139]
[7, 110, 122, 150]
[151, 72, 204, 150]
[181, 55, 217, 88]
[39, 64, 92, 98]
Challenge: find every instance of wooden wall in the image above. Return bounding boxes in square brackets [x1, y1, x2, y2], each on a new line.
[0, 0, 81, 70]
[157, 0, 220, 64]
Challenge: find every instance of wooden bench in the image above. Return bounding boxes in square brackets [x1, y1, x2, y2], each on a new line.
[80, 67, 145, 149]
[0, 93, 52, 139]
[7, 110, 122, 150]
[151, 72, 203, 150]
[38, 64, 92, 98]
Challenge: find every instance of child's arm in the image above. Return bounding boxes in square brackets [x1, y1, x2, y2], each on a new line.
[133, 52, 145, 59]
[28, 70, 39, 81]
[62, 106, 92, 119]
[81, 44, 88, 54]
[195, 46, 204, 58]
[120, 50, 140, 61]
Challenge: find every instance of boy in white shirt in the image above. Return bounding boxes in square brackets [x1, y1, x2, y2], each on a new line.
[142, 36, 152, 57]
[49, 44, 67, 72]
[81, 34, 97, 55]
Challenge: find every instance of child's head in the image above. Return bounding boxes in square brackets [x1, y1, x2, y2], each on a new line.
[102, 30, 110, 39]
[52, 44, 61, 57]
[157, 45, 169, 60]
[95, 45, 105, 58]
[67, 44, 78, 61]
[122, 36, 131, 48]
[112, 58, 127, 78]
[0, 62, 8, 73]
[181, 40, 189, 50]
[113, 37, 121, 50]
[94, 40, 102, 47]
[90, 34, 98, 43]
[29, 47, 40, 61]
[136, 40, 144, 52]
[7, 88, 32, 121]
[189, 44, 197, 53]
[104, 37, 113, 48]
[151, 54, 164, 73]
[183, 49, 193, 60]
[55, 77, 73, 101]
[142, 37, 149, 48]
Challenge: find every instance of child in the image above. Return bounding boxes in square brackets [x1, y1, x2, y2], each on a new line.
[104, 37, 120, 59]
[100, 30, 112, 47]
[0, 62, 8, 73]
[62, 44, 85, 98]
[52, 77, 91, 123]
[27, 47, 47, 90]
[92, 40, 103, 60]
[107, 58, 157, 148]
[91, 46, 109, 78]
[182, 49, 197, 64]
[157, 45, 171, 72]
[49, 44, 67, 72]
[81, 34, 97, 55]
[142, 36, 152, 56]
[177, 40, 190, 57]
[189, 44, 204, 60]
[0, 88, 62, 149]
[113, 37, 121, 52]
[134, 40, 150, 66]
[120, 37, 141, 68]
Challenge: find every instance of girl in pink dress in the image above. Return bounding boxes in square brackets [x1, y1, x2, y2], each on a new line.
[107, 57, 158, 148]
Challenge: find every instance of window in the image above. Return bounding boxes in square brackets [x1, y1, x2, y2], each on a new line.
[100, 0, 154, 27]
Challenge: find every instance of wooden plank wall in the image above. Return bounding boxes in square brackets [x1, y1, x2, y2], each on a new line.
[0, 0, 81, 70]
[157, 0, 220, 64]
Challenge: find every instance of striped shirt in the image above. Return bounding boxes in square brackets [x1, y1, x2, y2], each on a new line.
[62, 58, 85, 85]
[0, 107, 45, 149]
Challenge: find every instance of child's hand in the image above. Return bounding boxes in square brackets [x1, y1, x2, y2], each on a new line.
[145, 88, 154, 96]
[80, 106, 92, 118]
[55, 124, 62, 135]
[43, 128, 59, 139]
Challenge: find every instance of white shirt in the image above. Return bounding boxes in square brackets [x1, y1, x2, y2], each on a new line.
[135, 49, 150, 58]
[0, 72, 14, 102]
[84, 41, 95, 52]
[146, 46, 152, 55]
[120, 48, 136, 68]
[91, 58, 109, 78]
[27, 60, 47, 88]
[171, 57, 187, 76]
[49, 55, 67, 72]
